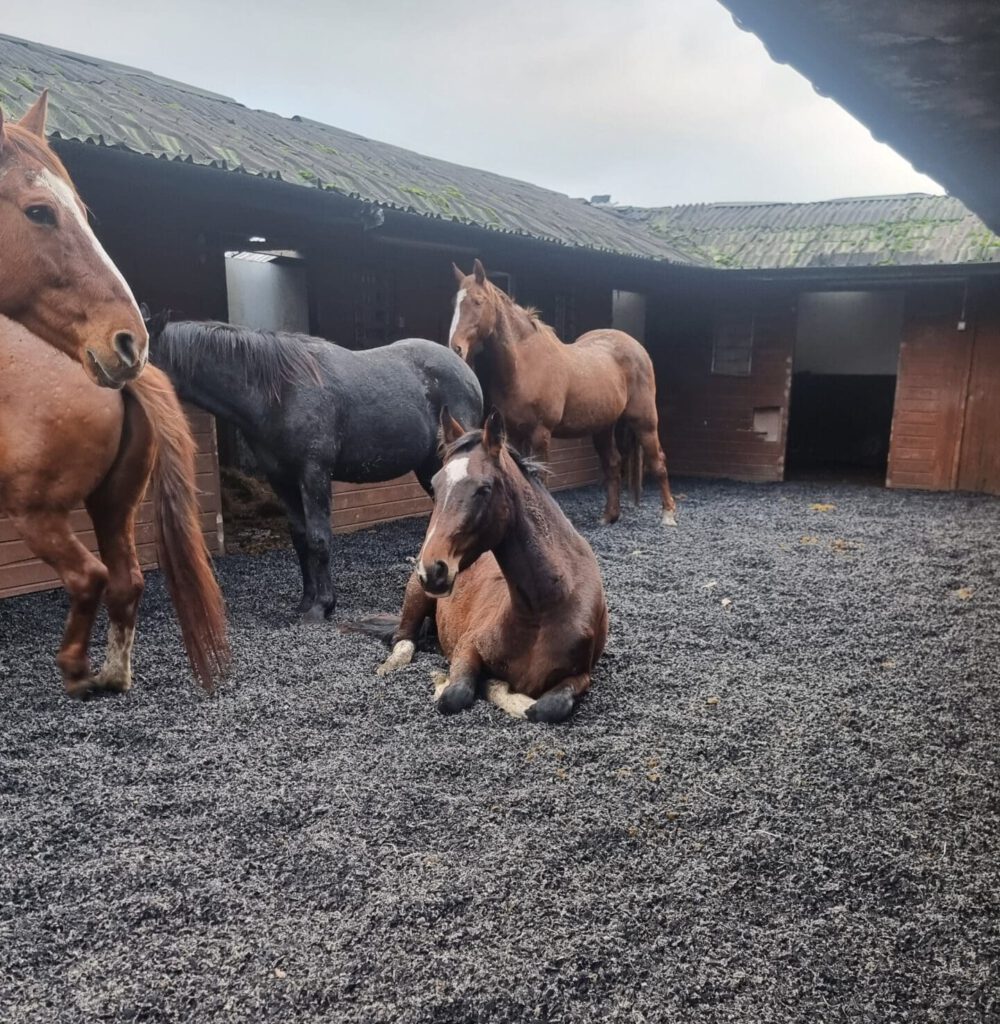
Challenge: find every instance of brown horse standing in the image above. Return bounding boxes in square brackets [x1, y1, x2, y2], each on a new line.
[346, 410, 608, 723]
[0, 315, 229, 696]
[0, 92, 226, 695]
[0, 91, 148, 387]
[449, 260, 677, 526]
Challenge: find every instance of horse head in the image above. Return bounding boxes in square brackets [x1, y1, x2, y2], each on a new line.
[0, 92, 148, 388]
[417, 407, 515, 596]
[448, 258, 500, 362]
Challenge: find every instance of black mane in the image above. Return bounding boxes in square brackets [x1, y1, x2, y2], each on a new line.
[150, 317, 321, 401]
[444, 430, 549, 485]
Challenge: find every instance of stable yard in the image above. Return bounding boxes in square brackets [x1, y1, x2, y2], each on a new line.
[1, 480, 999, 1023]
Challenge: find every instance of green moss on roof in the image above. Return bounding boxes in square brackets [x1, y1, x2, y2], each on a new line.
[619, 195, 1000, 269]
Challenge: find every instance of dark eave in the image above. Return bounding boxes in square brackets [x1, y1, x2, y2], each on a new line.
[717, 1, 1000, 234]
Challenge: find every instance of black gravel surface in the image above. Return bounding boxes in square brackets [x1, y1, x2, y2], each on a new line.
[2, 480, 999, 1023]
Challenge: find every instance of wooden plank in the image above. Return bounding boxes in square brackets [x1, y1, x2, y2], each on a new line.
[887, 317, 973, 492]
[957, 317, 1000, 495]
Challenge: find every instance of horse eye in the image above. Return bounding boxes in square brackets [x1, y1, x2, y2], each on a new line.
[25, 204, 57, 227]
[475, 483, 492, 497]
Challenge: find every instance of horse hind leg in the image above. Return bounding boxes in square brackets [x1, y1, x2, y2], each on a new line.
[634, 422, 677, 527]
[485, 680, 536, 719]
[592, 427, 622, 525]
[13, 511, 109, 698]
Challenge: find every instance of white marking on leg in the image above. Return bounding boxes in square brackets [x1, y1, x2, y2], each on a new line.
[430, 670, 449, 701]
[448, 289, 467, 343]
[94, 622, 135, 692]
[486, 680, 536, 719]
[662, 509, 677, 527]
[377, 639, 415, 676]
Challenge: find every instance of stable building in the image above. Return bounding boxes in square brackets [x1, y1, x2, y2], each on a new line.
[2, 31, 1000, 599]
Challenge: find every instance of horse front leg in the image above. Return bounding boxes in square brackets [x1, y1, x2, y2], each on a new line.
[636, 425, 677, 527]
[526, 673, 591, 724]
[298, 464, 336, 622]
[592, 427, 622, 525]
[436, 646, 484, 715]
[13, 511, 109, 697]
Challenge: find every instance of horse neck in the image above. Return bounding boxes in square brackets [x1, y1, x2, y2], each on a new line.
[155, 334, 264, 435]
[482, 298, 561, 392]
[492, 468, 574, 617]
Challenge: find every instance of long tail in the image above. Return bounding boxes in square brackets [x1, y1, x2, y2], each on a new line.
[340, 613, 436, 648]
[126, 367, 230, 689]
[617, 422, 644, 507]
[340, 614, 400, 646]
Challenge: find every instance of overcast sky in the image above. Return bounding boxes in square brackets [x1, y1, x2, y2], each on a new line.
[5, 0, 942, 207]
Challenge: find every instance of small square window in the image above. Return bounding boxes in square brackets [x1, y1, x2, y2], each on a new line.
[712, 314, 754, 376]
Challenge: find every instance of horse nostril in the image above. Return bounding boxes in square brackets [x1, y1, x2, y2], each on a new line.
[113, 331, 138, 368]
[452, 344, 462, 355]
[433, 560, 448, 584]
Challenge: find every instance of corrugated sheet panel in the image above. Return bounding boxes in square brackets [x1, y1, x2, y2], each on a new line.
[0, 34, 704, 266]
[616, 194, 1000, 269]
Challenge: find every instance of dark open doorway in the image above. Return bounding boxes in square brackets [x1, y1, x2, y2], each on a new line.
[786, 290, 902, 484]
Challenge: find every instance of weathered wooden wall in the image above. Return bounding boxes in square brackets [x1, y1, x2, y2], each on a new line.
[0, 408, 223, 600]
[331, 437, 600, 534]
[649, 285, 796, 483]
[888, 287, 1000, 495]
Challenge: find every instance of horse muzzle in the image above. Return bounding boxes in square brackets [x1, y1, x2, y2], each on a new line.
[417, 558, 456, 597]
[84, 343, 145, 389]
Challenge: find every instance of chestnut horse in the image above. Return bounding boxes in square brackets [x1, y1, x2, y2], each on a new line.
[346, 409, 608, 723]
[449, 260, 677, 526]
[0, 91, 148, 387]
[0, 315, 229, 696]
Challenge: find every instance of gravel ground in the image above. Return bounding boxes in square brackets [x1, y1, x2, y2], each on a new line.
[2, 479, 999, 1024]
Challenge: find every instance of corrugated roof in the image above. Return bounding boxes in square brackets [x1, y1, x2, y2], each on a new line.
[0, 34, 705, 266]
[616, 194, 1000, 269]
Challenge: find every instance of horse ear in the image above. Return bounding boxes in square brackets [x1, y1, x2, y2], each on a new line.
[439, 405, 466, 446]
[17, 90, 49, 138]
[452, 262, 466, 286]
[482, 408, 506, 457]
[473, 258, 487, 285]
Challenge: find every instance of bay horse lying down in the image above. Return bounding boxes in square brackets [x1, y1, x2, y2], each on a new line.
[345, 410, 608, 723]
[450, 260, 677, 527]
[0, 316, 229, 697]
[148, 315, 482, 621]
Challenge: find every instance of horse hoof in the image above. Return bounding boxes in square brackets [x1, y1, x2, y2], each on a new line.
[601, 512, 620, 526]
[300, 605, 327, 624]
[437, 681, 475, 715]
[93, 672, 132, 694]
[662, 510, 678, 527]
[526, 688, 575, 724]
[63, 677, 99, 700]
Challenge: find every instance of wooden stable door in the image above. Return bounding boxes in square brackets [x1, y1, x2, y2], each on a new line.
[887, 319, 973, 491]
[956, 321, 1000, 494]
[888, 314, 1000, 495]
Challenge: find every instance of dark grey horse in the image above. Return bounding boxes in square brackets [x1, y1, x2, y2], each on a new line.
[146, 315, 483, 621]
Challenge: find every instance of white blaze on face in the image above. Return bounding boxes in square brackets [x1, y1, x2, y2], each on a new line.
[449, 288, 467, 344]
[418, 455, 470, 577]
[36, 169, 146, 355]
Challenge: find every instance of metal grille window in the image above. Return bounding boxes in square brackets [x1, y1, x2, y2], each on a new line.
[711, 313, 754, 376]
